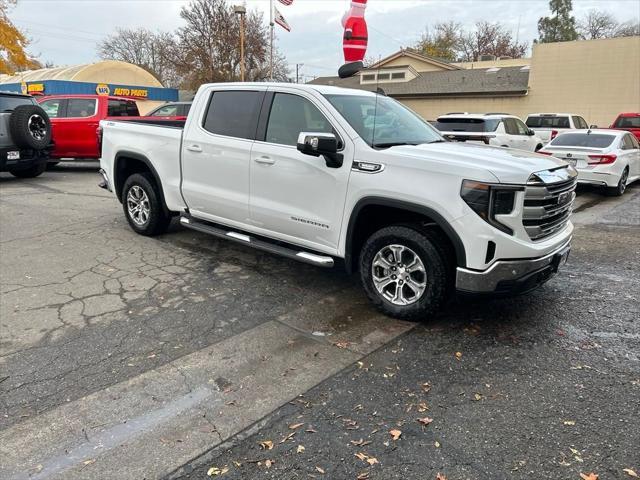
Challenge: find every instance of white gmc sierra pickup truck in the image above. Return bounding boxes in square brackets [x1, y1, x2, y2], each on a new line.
[99, 83, 576, 319]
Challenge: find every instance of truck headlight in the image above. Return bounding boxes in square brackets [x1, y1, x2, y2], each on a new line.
[460, 180, 521, 235]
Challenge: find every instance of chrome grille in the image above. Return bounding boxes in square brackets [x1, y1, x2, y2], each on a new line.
[523, 172, 577, 241]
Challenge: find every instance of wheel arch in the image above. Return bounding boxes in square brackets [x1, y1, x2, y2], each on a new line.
[344, 197, 467, 274]
[113, 151, 166, 208]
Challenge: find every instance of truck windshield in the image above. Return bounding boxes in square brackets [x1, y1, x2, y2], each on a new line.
[433, 118, 500, 133]
[613, 116, 640, 128]
[550, 133, 615, 148]
[324, 94, 443, 148]
[0, 95, 35, 112]
[526, 116, 570, 128]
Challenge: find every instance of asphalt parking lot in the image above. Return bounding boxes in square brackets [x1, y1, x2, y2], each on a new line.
[1, 163, 638, 480]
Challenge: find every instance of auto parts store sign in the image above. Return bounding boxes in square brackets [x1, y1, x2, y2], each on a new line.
[96, 83, 148, 98]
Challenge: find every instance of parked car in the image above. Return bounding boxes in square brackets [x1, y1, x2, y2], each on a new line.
[609, 113, 640, 141]
[146, 102, 192, 121]
[100, 83, 575, 319]
[525, 113, 589, 143]
[38, 95, 140, 160]
[539, 129, 639, 196]
[1, 91, 52, 178]
[434, 113, 544, 152]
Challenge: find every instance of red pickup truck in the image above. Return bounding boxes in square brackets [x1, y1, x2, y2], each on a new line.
[610, 113, 640, 141]
[38, 95, 140, 159]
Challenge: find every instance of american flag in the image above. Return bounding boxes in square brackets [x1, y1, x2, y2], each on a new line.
[274, 7, 291, 31]
[278, 0, 293, 5]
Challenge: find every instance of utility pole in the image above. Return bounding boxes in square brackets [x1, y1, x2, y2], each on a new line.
[234, 5, 247, 81]
[295, 63, 304, 83]
[269, 0, 274, 81]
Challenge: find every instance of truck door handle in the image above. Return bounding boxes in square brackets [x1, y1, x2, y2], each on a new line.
[186, 145, 202, 153]
[254, 156, 275, 165]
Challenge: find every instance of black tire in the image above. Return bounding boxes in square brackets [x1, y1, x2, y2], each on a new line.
[535, 144, 543, 152]
[9, 105, 52, 150]
[359, 225, 449, 320]
[606, 167, 628, 197]
[122, 173, 171, 236]
[9, 162, 47, 178]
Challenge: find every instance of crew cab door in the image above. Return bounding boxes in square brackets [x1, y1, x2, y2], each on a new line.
[40, 97, 101, 158]
[180, 88, 266, 225]
[248, 90, 353, 253]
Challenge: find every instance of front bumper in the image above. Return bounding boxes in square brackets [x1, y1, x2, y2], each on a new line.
[455, 239, 571, 295]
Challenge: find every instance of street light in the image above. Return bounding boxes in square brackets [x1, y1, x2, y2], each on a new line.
[233, 5, 247, 82]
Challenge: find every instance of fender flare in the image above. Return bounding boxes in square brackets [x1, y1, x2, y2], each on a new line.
[113, 151, 166, 208]
[344, 197, 467, 272]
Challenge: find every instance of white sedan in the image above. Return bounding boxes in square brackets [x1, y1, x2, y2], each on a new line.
[539, 129, 640, 196]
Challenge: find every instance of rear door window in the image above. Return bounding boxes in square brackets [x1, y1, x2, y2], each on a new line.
[182, 104, 192, 116]
[202, 91, 264, 140]
[622, 134, 636, 150]
[503, 118, 519, 135]
[40, 98, 66, 118]
[152, 105, 178, 116]
[550, 133, 616, 148]
[67, 98, 97, 118]
[513, 118, 529, 135]
[107, 100, 138, 117]
[126, 101, 139, 116]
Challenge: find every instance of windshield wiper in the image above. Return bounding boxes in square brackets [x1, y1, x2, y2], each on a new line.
[373, 142, 421, 149]
[427, 139, 447, 143]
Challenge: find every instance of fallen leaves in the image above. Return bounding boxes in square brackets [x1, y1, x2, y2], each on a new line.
[350, 438, 372, 447]
[289, 422, 304, 430]
[580, 473, 599, 480]
[315, 466, 325, 474]
[436, 474, 448, 480]
[389, 429, 402, 441]
[455, 352, 462, 361]
[473, 393, 483, 401]
[296, 445, 305, 454]
[355, 452, 379, 466]
[418, 417, 433, 426]
[259, 440, 273, 450]
[623, 469, 638, 478]
[206, 466, 229, 476]
[421, 382, 432, 394]
[563, 420, 576, 426]
[434, 440, 441, 448]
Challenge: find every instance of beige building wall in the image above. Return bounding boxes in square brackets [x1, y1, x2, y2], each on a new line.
[526, 37, 640, 127]
[380, 56, 451, 72]
[454, 58, 531, 69]
[401, 96, 529, 122]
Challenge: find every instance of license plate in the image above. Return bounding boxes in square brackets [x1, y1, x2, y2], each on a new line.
[7, 151, 20, 160]
[565, 158, 577, 167]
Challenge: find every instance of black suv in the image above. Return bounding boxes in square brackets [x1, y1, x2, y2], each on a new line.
[1, 92, 52, 178]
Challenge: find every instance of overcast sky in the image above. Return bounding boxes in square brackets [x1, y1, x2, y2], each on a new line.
[10, 0, 640, 81]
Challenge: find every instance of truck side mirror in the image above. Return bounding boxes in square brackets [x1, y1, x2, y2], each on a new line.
[590, 124, 598, 129]
[297, 132, 343, 168]
[527, 129, 536, 136]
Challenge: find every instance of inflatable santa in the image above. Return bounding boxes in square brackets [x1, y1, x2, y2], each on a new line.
[339, 0, 368, 78]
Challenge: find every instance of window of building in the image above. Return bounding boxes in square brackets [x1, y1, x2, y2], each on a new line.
[362, 74, 376, 81]
[377, 73, 391, 80]
[391, 72, 406, 80]
[265, 93, 333, 147]
[202, 91, 263, 140]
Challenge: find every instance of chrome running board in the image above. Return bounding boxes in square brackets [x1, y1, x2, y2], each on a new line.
[180, 214, 335, 268]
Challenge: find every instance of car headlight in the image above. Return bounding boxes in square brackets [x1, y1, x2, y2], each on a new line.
[460, 180, 522, 235]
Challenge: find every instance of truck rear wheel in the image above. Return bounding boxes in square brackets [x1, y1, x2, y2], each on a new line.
[122, 173, 171, 236]
[359, 225, 448, 320]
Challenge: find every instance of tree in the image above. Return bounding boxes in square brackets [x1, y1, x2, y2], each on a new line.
[458, 21, 528, 62]
[537, 0, 579, 43]
[415, 21, 462, 62]
[98, 29, 181, 88]
[577, 10, 640, 39]
[1, 0, 39, 74]
[176, 0, 288, 89]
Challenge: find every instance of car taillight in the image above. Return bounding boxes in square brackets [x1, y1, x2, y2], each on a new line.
[587, 154, 617, 165]
[550, 130, 559, 140]
[537, 150, 553, 156]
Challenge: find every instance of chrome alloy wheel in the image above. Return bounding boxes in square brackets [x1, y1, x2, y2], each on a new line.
[127, 185, 151, 226]
[619, 168, 628, 195]
[371, 244, 427, 306]
[28, 114, 48, 141]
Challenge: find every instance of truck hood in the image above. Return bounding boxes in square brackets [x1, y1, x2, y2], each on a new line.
[387, 142, 569, 184]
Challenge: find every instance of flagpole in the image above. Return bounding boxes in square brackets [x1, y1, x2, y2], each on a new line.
[269, 0, 274, 81]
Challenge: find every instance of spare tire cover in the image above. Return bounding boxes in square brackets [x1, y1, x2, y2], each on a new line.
[9, 105, 52, 150]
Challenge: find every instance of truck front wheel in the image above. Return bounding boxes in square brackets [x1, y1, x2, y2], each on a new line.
[359, 226, 449, 320]
[122, 173, 171, 236]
